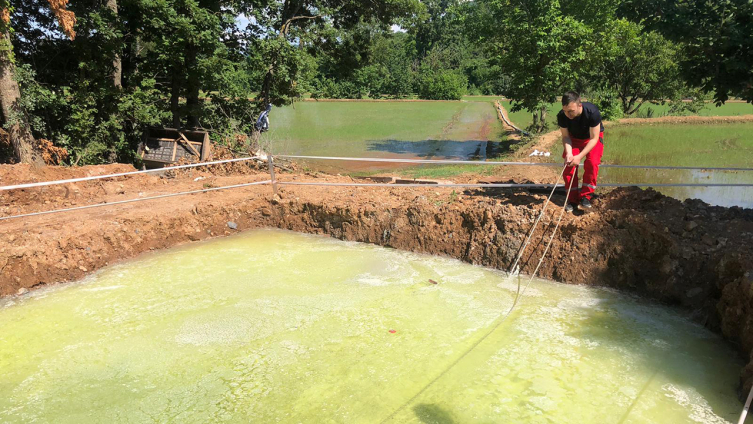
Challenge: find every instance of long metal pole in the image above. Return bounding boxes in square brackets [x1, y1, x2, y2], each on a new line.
[739, 383, 753, 424]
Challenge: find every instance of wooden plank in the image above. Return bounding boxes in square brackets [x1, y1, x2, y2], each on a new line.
[149, 137, 202, 145]
[171, 139, 178, 161]
[179, 133, 202, 157]
[201, 132, 210, 161]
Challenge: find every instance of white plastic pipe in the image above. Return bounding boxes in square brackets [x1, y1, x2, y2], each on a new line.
[740, 383, 753, 424]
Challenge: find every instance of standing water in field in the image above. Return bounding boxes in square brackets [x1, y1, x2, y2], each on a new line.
[0, 230, 744, 423]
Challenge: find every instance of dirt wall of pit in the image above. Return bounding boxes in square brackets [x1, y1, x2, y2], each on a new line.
[1, 176, 752, 400]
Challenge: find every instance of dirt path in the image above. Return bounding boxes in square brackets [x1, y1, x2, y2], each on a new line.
[617, 114, 753, 125]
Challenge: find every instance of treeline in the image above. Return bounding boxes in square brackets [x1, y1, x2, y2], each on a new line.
[1, 0, 752, 165]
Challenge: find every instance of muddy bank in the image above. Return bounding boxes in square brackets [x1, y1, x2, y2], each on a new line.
[1, 164, 752, 399]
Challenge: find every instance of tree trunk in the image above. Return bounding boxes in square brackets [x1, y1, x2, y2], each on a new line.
[533, 106, 548, 133]
[185, 44, 200, 128]
[0, 32, 43, 165]
[171, 71, 181, 128]
[105, 0, 122, 89]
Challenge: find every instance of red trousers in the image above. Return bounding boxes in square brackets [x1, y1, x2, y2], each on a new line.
[562, 133, 604, 204]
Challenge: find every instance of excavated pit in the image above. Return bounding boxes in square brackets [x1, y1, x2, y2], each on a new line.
[1, 163, 752, 402]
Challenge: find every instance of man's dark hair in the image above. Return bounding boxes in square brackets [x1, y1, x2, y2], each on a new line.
[562, 91, 581, 106]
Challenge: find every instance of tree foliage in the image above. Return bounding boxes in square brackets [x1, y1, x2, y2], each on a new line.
[589, 19, 687, 115]
[476, 0, 592, 132]
[619, 0, 753, 103]
[2, 0, 752, 164]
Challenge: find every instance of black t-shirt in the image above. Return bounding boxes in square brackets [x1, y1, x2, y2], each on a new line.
[557, 102, 605, 140]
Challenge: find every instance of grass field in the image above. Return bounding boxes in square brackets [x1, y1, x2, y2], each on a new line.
[604, 123, 753, 167]
[598, 123, 753, 207]
[500, 101, 753, 129]
[268, 101, 506, 174]
[632, 102, 753, 118]
[267, 100, 753, 205]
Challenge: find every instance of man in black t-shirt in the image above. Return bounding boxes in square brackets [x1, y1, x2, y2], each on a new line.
[556, 91, 605, 211]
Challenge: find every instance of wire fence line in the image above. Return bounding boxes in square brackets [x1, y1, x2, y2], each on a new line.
[0, 156, 262, 192]
[0, 180, 271, 222]
[2, 154, 752, 193]
[2, 152, 752, 222]
[276, 154, 753, 172]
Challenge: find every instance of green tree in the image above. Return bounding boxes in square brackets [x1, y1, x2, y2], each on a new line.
[242, 0, 423, 110]
[368, 32, 415, 98]
[590, 19, 687, 116]
[417, 68, 466, 100]
[476, 0, 592, 133]
[1, 0, 74, 164]
[619, 0, 753, 103]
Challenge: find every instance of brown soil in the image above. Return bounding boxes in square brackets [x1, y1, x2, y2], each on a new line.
[1, 161, 752, 400]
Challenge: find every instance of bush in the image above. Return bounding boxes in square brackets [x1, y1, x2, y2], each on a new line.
[588, 90, 624, 121]
[417, 70, 467, 100]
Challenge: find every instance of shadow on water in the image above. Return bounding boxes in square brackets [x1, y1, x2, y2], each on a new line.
[367, 139, 504, 161]
[413, 403, 458, 424]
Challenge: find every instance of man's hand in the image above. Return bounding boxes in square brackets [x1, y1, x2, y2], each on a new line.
[565, 153, 581, 167]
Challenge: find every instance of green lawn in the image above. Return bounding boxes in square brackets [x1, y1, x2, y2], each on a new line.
[264, 100, 753, 200]
[529, 122, 753, 169]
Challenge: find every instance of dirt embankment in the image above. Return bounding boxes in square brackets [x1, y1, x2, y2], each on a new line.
[616, 114, 753, 126]
[1, 163, 752, 400]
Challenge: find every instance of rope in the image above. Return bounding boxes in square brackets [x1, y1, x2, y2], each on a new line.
[0, 156, 262, 192]
[0, 180, 271, 222]
[506, 165, 568, 312]
[517, 173, 576, 300]
[379, 167, 575, 423]
[275, 154, 753, 172]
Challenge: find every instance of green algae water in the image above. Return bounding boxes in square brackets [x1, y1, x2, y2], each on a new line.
[0, 230, 744, 423]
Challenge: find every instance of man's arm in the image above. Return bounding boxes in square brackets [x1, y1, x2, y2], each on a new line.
[561, 128, 574, 164]
[570, 125, 601, 166]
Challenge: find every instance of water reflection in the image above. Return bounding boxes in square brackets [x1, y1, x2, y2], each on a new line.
[367, 139, 497, 160]
[601, 168, 753, 208]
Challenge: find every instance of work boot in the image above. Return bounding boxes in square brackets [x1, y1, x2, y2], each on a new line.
[580, 197, 593, 209]
[565, 203, 577, 213]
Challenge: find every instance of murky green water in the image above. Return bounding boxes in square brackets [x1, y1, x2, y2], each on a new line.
[0, 230, 743, 423]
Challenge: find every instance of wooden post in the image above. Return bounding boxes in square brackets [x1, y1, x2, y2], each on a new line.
[267, 155, 278, 197]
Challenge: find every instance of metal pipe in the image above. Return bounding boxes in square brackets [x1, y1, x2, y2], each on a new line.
[739, 383, 753, 424]
[275, 154, 753, 172]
